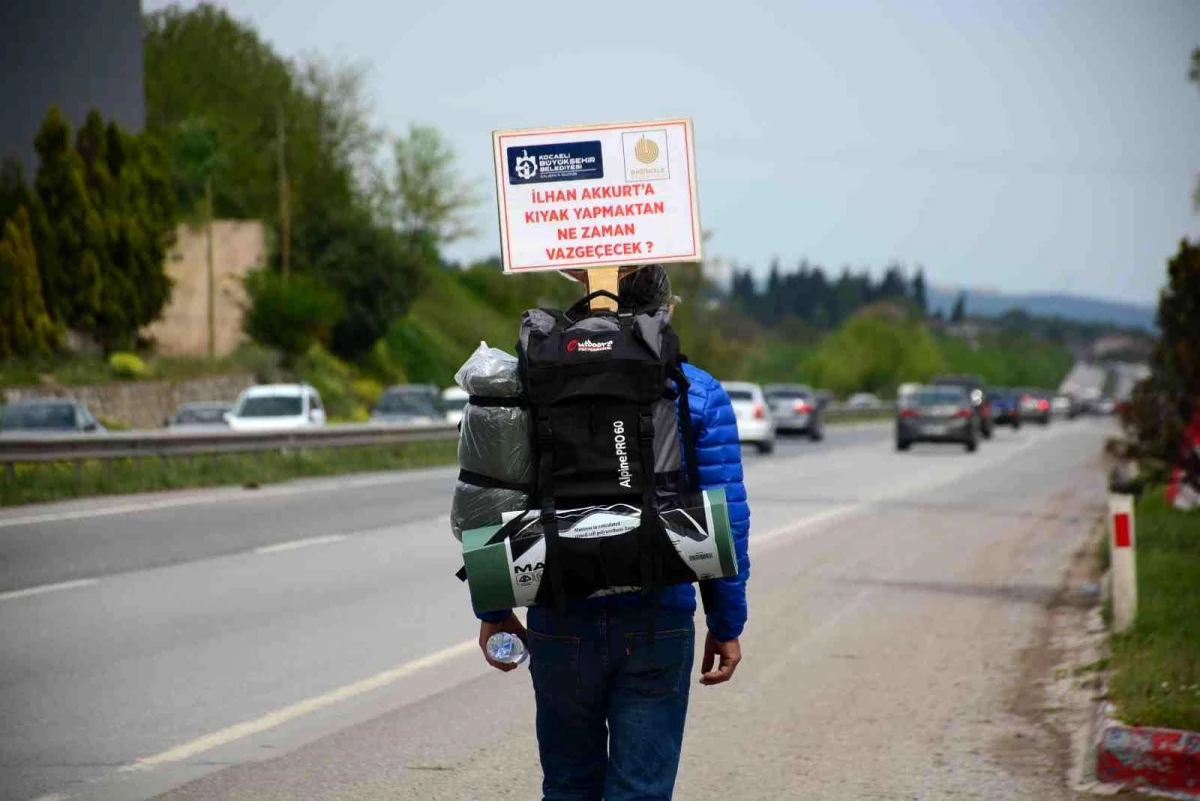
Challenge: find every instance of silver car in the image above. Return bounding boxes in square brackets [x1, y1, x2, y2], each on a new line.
[896, 386, 979, 453]
[763, 383, 824, 441]
[0, 398, 106, 435]
[166, 402, 232, 431]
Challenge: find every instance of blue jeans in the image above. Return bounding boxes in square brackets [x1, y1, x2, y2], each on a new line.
[526, 604, 695, 801]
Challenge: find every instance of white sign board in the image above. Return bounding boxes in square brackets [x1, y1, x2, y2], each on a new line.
[491, 118, 702, 273]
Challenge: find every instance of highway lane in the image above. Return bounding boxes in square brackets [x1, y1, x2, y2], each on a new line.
[0, 419, 1109, 800]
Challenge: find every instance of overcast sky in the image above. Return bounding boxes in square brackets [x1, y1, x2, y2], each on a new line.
[146, 0, 1200, 306]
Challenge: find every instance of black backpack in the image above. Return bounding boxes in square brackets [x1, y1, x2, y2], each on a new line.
[517, 290, 703, 609]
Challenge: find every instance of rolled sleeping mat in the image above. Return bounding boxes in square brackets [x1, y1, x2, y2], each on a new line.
[461, 488, 736, 613]
[450, 342, 532, 540]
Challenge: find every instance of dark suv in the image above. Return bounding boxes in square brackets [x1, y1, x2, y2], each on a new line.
[930, 374, 993, 439]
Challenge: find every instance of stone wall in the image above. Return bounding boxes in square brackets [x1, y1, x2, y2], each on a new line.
[143, 220, 266, 358]
[3, 374, 257, 430]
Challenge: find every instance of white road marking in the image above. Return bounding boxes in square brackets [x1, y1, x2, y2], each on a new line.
[254, 534, 348, 554]
[0, 578, 98, 603]
[753, 505, 862, 548]
[30, 793, 72, 801]
[0, 468, 456, 530]
[120, 638, 479, 772]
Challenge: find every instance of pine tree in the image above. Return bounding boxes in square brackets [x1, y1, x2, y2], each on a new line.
[911, 267, 928, 316]
[0, 206, 57, 357]
[34, 107, 104, 329]
[950, 291, 967, 323]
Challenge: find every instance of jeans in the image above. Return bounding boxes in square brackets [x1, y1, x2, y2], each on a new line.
[526, 604, 695, 801]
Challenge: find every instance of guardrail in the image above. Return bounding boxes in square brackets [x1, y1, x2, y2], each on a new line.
[1, 403, 898, 478]
[0, 422, 460, 478]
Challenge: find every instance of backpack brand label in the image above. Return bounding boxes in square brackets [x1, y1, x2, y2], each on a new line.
[566, 338, 613, 354]
[613, 421, 633, 489]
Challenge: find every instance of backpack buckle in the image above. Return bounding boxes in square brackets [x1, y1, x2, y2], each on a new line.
[537, 409, 553, 443]
[638, 409, 654, 444]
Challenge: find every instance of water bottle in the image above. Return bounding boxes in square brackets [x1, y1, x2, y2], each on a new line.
[486, 632, 528, 665]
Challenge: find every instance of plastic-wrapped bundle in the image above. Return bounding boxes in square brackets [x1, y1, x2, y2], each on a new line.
[450, 342, 532, 540]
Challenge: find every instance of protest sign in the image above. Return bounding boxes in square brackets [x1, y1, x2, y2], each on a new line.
[491, 118, 702, 275]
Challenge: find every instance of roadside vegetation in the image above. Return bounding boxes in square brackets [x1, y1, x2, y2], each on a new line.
[1105, 490, 1200, 731]
[0, 440, 456, 507]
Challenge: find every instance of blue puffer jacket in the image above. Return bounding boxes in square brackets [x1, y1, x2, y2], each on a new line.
[476, 362, 752, 641]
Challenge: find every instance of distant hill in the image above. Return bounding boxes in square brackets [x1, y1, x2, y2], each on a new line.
[927, 286, 1155, 331]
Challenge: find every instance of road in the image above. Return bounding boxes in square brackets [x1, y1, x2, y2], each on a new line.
[0, 420, 1111, 801]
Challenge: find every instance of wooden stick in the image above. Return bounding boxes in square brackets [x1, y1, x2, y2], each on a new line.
[588, 267, 620, 311]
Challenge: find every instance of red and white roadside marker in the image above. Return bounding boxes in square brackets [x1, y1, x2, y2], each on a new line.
[1108, 494, 1137, 634]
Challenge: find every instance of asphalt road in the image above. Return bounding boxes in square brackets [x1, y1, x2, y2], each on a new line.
[0, 419, 1111, 801]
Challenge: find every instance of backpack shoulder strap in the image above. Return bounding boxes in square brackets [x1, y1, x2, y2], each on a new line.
[673, 357, 702, 491]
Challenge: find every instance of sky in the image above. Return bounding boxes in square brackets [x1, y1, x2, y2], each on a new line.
[145, 0, 1200, 306]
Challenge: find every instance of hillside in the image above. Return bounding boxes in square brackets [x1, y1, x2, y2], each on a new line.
[927, 286, 1155, 331]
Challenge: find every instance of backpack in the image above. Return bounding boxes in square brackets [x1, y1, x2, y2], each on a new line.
[515, 289, 703, 608]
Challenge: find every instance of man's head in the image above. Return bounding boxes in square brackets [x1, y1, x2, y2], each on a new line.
[618, 264, 672, 310]
[559, 264, 678, 315]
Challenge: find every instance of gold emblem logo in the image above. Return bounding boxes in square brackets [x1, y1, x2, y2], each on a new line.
[633, 135, 659, 165]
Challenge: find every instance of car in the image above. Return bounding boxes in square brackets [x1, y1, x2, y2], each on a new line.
[987, 387, 1022, 429]
[441, 386, 470, 426]
[847, 392, 881, 409]
[814, 389, 834, 411]
[0, 398, 106, 435]
[896, 385, 979, 453]
[1052, 393, 1080, 420]
[1018, 388, 1052, 425]
[722, 381, 776, 454]
[1094, 397, 1117, 415]
[371, 384, 443, 426]
[930, 374, 993, 439]
[165, 401, 232, 431]
[226, 384, 326, 431]
[763, 383, 824, 441]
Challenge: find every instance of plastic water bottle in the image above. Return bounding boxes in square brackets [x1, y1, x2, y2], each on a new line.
[486, 632, 528, 665]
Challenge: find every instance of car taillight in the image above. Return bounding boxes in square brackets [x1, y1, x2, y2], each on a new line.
[753, 404, 766, 420]
[1038, 399, 1049, 411]
[899, 408, 919, 418]
[793, 401, 812, 414]
[954, 408, 973, 419]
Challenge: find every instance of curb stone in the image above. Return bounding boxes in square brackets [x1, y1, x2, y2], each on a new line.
[1093, 701, 1200, 798]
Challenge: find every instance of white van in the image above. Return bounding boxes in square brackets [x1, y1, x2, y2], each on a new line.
[226, 384, 326, 431]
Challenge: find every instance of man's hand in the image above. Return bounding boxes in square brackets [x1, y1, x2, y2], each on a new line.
[479, 614, 528, 673]
[699, 631, 742, 686]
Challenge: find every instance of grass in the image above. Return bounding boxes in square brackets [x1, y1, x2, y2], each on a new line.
[1106, 488, 1200, 731]
[0, 440, 457, 507]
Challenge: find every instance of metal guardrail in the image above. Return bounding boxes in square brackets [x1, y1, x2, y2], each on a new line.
[0, 422, 460, 472]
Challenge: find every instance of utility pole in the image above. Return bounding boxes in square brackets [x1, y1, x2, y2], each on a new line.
[205, 173, 215, 359]
[277, 103, 291, 283]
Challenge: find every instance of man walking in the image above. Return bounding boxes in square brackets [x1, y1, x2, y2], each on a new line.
[476, 265, 751, 800]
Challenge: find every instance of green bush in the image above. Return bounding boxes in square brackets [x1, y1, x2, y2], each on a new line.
[296, 343, 359, 420]
[108, 351, 151, 379]
[243, 270, 343, 361]
[350, 378, 383, 407]
[804, 307, 943, 397]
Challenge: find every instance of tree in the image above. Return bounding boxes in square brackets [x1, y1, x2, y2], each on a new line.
[911, 267, 928, 316]
[244, 269, 343, 361]
[34, 107, 104, 328]
[1191, 48, 1200, 210]
[385, 124, 480, 246]
[950, 291, 967, 324]
[293, 204, 432, 360]
[0, 206, 58, 357]
[1121, 240, 1200, 488]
